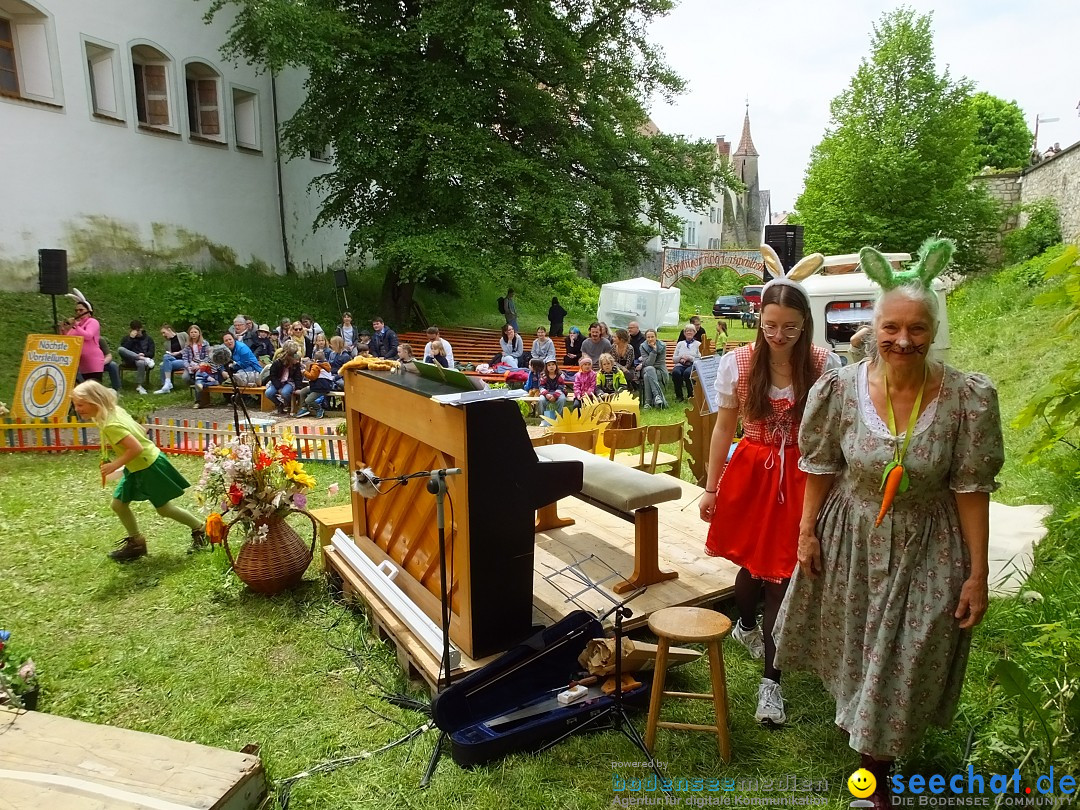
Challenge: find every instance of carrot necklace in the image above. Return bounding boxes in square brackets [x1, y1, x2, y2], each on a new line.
[875, 363, 926, 527]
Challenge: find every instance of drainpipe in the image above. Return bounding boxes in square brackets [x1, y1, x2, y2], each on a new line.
[271, 71, 293, 274]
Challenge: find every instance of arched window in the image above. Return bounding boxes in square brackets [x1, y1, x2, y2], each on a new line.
[184, 60, 222, 141]
[131, 42, 172, 128]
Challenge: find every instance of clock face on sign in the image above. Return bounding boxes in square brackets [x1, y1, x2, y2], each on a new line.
[22, 364, 68, 418]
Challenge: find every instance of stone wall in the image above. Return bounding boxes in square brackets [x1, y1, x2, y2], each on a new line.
[974, 170, 1023, 267]
[1020, 141, 1080, 246]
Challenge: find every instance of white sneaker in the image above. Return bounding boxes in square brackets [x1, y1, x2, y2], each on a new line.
[145, 358, 155, 369]
[153, 382, 172, 394]
[136, 385, 148, 395]
[755, 677, 786, 725]
[731, 621, 765, 660]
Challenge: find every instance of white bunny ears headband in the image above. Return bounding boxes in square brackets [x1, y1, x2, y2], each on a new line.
[759, 245, 826, 304]
[65, 287, 92, 313]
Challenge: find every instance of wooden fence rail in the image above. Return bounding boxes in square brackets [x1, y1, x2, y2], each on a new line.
[0, 417, 350, 465]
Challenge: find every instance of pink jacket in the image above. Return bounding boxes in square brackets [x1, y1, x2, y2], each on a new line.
[68, 315, 105, 373]
[573, 369, 597, 400]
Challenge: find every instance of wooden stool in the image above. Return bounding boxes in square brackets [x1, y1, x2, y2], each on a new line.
[644, 606, 732, 760]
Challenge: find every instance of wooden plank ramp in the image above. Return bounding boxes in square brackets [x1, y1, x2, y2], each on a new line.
[0, 707, 267, 810]
[325, 478, 739, 688]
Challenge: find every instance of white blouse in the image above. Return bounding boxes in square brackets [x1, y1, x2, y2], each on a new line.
[856, 360, 938, 438]
[713, 348, 842, 410]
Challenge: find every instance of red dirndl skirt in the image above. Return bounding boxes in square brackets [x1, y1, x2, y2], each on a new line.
[704, 438, 806, 582]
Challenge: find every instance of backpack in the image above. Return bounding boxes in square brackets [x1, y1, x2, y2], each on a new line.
[497, 296, 506, 315]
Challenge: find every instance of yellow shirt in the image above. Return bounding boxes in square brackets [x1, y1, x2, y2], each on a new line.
[101, 407, 159, 471]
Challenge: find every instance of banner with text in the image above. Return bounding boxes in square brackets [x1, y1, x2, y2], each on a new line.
[661, 248, 766, 288]
[14, 334, 83, 420]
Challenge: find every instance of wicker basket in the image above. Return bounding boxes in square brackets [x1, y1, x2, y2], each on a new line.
[221, 509, 317, 595]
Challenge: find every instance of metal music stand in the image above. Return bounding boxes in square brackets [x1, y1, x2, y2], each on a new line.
[536, 601, 672, 797]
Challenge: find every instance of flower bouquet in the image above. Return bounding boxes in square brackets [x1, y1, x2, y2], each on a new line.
[195, 430, 319, 593]
[0, 630, 39, 710]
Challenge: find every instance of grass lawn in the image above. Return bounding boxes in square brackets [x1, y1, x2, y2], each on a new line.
[2, 250, 1078, 807]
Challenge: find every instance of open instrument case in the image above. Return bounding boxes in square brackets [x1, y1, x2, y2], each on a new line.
[431, 610, 650, 767]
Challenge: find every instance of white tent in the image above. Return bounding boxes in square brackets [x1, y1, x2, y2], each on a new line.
[596, 277, 681, 330]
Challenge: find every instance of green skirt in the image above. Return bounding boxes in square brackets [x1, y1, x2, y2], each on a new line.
[113, 454, 190, 507]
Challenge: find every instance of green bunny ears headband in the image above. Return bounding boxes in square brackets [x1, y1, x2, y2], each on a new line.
[859, 237, 955, 290]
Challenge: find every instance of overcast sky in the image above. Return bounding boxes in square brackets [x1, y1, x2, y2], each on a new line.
[647, 0, 1080, 213]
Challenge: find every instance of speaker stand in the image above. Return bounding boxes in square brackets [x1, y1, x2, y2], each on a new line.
[51, 294, 59, 335]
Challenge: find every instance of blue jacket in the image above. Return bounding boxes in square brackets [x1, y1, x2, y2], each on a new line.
[229, 340, 262, 372]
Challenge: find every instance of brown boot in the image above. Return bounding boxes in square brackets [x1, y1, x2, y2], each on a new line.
[109, 536, 147, 562]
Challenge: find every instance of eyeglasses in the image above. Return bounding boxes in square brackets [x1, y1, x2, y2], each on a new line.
[760, 324, 803, 339]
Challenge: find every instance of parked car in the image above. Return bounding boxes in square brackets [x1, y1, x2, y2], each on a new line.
[741, 285, 763, 306]
[712, 295, 748, 318]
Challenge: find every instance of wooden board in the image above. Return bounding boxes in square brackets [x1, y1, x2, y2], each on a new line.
[0, 707, 266, 810]
[327, 478, 739, 687]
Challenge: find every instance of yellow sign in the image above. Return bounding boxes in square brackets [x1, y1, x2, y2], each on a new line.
[13, 334, 83, 420]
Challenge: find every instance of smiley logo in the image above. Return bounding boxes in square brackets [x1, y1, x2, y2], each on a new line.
[847, 769, 876, 799]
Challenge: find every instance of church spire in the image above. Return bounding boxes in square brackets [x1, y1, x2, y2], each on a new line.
[734, 103, 759, 157]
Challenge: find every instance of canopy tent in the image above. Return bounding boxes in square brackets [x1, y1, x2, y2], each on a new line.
[596, 277, 681, 331]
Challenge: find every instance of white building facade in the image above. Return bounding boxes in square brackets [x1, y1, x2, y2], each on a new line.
[0, 0, 347, 289]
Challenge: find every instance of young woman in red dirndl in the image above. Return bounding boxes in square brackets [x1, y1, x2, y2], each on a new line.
[699, 278, 838, 726]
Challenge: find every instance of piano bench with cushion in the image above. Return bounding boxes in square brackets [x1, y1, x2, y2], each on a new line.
[533, 443, 682, 593]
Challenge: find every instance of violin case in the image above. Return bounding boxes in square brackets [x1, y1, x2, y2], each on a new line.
[431, 610, 651, 767]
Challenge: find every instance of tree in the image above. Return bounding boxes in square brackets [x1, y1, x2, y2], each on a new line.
[971, 92, 1031, 170]
[205, 0, 737, 322]
[795, 8, 999, 272]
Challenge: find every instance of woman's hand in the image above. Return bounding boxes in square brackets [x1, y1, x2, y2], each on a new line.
[699, 490, 717, 522]
[797, 530, 822, 579]
[954, 575, 989, 629]
[100, 460, 123, 477]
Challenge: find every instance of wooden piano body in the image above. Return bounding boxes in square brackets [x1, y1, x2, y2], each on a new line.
[343, 368, 582, 660]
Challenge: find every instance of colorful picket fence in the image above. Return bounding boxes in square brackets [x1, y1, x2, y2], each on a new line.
[0, 416, 350, 465]
[0, 417, 99, 452]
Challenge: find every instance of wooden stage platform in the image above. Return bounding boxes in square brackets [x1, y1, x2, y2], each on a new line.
[0, 707, 266, 810]
[327, 478, 740, 690]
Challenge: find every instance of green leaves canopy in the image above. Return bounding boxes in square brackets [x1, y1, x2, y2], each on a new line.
[205, 0, 735, 295]
[971, 92, 1032, 171]
[795, 8, 999, 272]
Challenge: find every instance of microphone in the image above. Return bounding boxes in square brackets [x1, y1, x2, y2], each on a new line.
[352, 467, 382, 499]
[352, 466, 463, 498]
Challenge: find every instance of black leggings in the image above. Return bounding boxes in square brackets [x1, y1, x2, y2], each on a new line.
[734, 567, 789, 682]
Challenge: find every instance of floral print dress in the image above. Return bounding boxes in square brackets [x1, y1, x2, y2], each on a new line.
[774, 361, 1004, 758]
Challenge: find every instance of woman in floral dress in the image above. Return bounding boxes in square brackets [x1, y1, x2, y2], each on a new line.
[775, 242, 1004, 808]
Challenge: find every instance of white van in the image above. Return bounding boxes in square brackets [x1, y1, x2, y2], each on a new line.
[801, 267, 951, 364]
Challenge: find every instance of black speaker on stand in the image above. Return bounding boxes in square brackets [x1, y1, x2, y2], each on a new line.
[763, 225, 804, 278]
[333, 268, 350, 312]
[38, 249, 69, 334]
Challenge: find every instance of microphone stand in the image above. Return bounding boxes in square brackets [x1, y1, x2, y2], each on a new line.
[420, 467, 457, 787]
[355, 466, 461, 787]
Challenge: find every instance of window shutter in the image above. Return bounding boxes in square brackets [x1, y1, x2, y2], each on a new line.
[197, 78, 219, 135]
[144, 64, 168, 126]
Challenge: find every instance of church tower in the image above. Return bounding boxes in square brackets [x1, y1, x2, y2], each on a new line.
[732, 104, 762, 245]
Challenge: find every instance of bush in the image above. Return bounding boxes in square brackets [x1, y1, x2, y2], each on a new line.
[1003, 199, 1062, 265]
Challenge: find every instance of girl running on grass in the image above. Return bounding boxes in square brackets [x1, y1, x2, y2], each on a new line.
[71, 380, 206, 561]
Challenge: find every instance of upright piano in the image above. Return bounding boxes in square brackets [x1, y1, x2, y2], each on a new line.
[343, 368, 583, 659]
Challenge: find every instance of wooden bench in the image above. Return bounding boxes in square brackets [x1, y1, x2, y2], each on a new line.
[533, 443, 682, 594]
[398, 326, 677, 372]
[200, 384, 275, 411]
